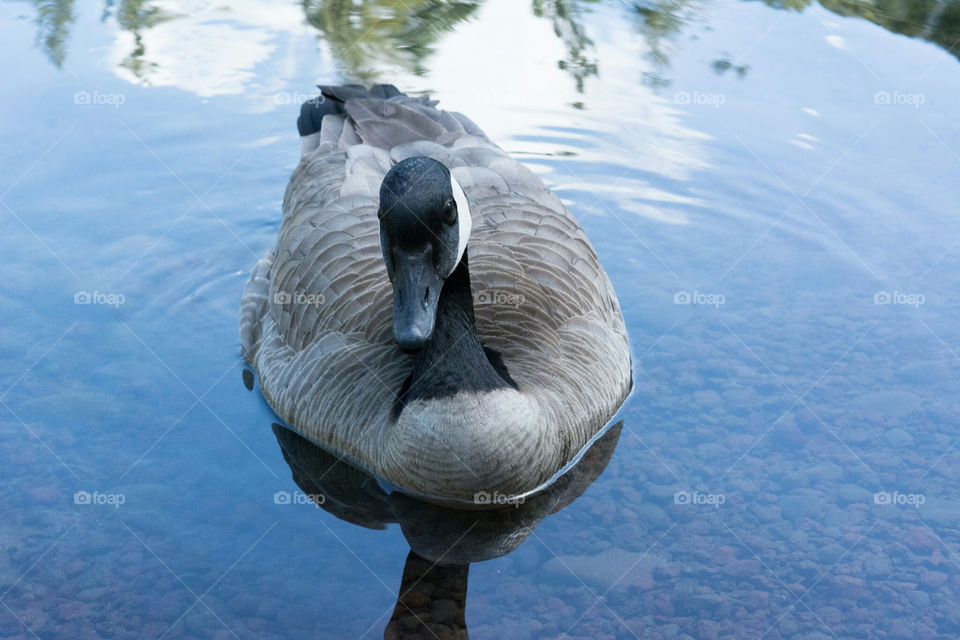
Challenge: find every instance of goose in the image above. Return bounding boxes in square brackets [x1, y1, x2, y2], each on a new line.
[240, 84, 631, 505]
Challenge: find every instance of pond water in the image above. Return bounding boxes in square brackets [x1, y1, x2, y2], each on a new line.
[2, 0, 960, 638]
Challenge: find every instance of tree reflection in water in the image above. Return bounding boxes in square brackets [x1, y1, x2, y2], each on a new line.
[17, 0, 960, 93]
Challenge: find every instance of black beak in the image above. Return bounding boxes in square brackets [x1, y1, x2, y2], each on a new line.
[391, 249, 443, 353]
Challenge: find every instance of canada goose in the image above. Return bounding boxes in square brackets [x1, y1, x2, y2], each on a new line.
[241, 84, 631, 504]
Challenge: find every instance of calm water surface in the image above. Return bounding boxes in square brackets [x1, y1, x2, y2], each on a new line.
[2, 0, 960, 638]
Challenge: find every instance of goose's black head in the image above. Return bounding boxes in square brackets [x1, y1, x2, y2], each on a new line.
[378, 156, 471, 353]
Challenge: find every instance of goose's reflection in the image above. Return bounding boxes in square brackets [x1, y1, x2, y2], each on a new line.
[272, 420, 622, 638]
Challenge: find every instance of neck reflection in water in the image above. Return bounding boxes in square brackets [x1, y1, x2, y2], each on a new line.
[272, 420, 623, 639]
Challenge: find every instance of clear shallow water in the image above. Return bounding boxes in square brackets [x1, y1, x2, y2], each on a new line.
[2, 0, 960, 638]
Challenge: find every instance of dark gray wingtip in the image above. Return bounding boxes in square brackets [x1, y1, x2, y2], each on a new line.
[299, 84, 399, 137]
[297, 93, 343, 137]
[370, 84, 403, 99]
[317, 83, 411, 104]
[317, 84, 372, 103]
[300, 84, 438, 138]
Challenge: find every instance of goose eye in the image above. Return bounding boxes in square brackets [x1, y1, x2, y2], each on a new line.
[442, 200, 456, 225]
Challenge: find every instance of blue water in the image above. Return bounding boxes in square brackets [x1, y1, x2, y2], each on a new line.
[2, 0, 960, 638]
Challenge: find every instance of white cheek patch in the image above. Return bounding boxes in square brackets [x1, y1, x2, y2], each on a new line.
[450, 173, 472, 274]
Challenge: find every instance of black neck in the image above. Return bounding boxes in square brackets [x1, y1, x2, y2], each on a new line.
[394, 254, 517, 413]
[386, 551, 469, 638]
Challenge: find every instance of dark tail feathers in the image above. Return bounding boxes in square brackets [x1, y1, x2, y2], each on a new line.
[296, 84, 405, 137]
